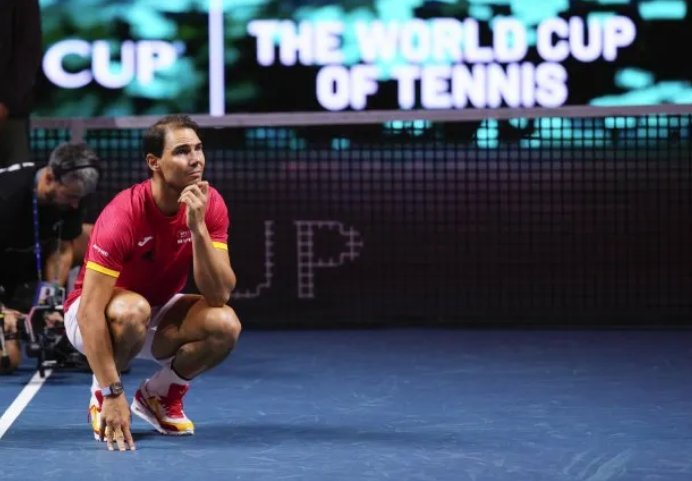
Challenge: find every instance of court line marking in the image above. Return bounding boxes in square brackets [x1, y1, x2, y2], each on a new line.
[0, 369, 52, 440]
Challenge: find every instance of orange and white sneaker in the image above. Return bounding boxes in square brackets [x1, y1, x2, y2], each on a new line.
[131, 380, 194, 436]
[87, 389, 106, 441]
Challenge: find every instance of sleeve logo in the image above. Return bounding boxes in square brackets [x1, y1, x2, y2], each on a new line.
[92, 244, 109, 257]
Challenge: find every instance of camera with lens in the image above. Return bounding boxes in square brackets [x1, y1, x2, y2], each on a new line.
[0, 282, 90, 378]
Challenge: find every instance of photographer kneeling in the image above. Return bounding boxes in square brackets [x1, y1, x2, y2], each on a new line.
[0, 142, 100, 373]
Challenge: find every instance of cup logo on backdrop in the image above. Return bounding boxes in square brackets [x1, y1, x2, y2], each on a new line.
[43, 40, 184, 89]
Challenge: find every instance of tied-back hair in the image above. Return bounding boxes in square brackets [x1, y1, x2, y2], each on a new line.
[48, 142, 100, 196]
[143, 114, 201, 178]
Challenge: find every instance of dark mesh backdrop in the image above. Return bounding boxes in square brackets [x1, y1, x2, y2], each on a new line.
[30, 112, 692, 328]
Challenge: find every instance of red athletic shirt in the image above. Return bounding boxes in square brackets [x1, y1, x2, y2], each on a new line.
[64, 180, 229, 312]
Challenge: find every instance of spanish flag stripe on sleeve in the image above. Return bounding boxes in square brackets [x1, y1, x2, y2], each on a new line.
[212, 242, 228, 251]
[86, 261, 120, 278]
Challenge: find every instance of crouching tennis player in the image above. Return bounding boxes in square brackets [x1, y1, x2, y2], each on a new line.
[63, 114, 241, 451]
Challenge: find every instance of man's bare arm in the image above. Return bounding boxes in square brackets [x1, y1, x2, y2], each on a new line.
[45, 241, 74, 286]
[77, 269, 119, 387]
[192, 228, 236, 307]
[180, 183, 235, 307]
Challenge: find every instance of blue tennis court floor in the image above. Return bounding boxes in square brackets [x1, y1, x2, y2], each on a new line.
[1, 328, 691, 480]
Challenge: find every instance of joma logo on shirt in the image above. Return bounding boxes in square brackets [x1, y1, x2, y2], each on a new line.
[92, 244, 109, 257]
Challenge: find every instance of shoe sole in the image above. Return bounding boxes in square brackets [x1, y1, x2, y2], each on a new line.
[131, 395, 194, 436]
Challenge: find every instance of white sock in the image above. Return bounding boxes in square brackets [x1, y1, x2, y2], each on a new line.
[147, 361, 189, 395]
[91, 374, 100, 393]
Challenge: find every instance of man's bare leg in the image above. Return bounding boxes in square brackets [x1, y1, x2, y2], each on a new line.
[87, 288, 150, 442]
[151, 295, 241, 379]
[103, 289, 151, 373]
[88, 287, 151, 390]
[130, 295, 241, 435]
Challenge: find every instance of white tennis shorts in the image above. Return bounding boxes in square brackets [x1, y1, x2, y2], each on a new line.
[64, 293, 184, 364]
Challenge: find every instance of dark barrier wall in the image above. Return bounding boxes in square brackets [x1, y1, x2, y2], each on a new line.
[30, 114, 692, 327]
